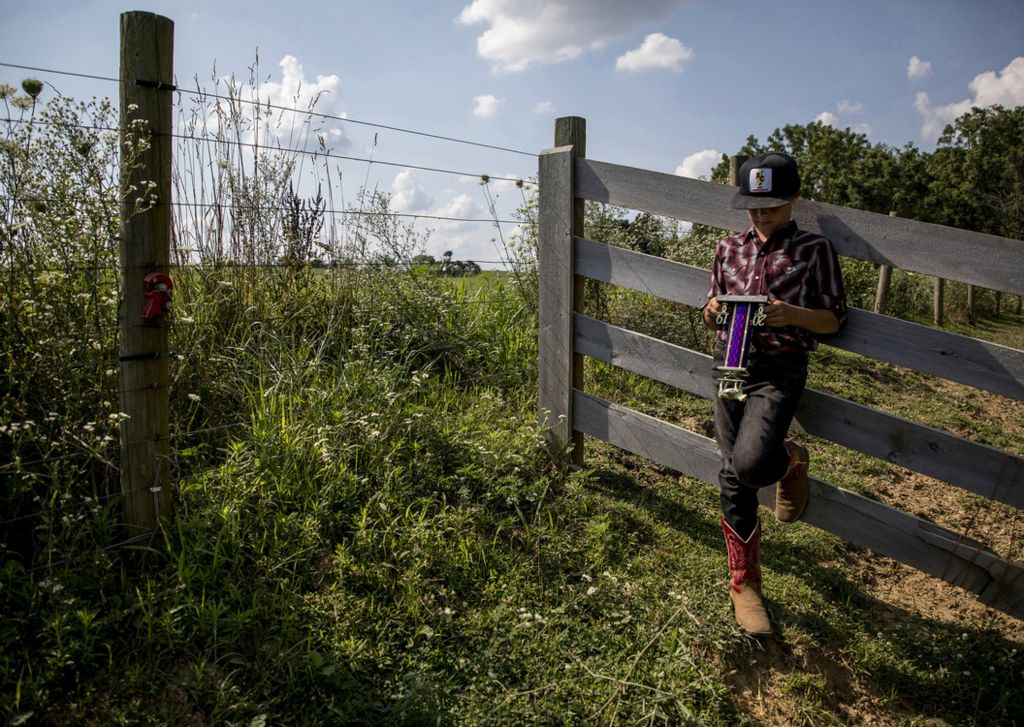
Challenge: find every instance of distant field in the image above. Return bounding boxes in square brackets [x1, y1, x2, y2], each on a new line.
[446, 269, 513, 295]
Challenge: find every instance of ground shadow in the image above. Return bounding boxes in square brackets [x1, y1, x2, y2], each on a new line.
[585, 463, 1024, 726]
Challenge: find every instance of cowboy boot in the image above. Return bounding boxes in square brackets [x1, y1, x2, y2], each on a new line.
[775, 439, 809, 524]
[722, 516, 772, 635]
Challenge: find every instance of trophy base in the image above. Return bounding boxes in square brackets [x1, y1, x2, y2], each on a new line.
[716, 370, 748, 402]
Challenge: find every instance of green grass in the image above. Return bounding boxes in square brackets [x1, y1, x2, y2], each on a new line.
[446, 270, 513, 296]
[3, 263, 1023, 725]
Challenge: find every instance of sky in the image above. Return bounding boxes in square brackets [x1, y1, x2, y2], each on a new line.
[2, 0, 1023, 265]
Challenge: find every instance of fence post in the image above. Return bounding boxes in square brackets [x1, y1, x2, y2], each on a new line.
[118, 11, 174, 536]
[728, 155, 748, 187]
[874, 212, 896, 314]
[966, 284, 975, 325]
[934, 277, 944, 327]
[538, 117, 585, 464]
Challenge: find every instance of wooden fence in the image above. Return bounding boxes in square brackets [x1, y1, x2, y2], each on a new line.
[537, 117, 1024, 620]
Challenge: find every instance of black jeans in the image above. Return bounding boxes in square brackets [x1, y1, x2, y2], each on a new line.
[714, 349, 808, 539]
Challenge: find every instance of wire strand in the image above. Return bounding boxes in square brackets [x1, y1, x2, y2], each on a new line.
[178, 87, 538, 157]
[0, 191, 526, 225]
[0, 61, 538, 157]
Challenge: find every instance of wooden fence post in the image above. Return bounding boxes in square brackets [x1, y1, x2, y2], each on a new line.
[118, 11, 174, 536]
[967, 284, 976, 325]
[538, 117, 585, 465]
[874, 212, 896, 314]
[728, 155, 748, 187]
[934, 277, 944, 327]
[557, 118, 586, 466]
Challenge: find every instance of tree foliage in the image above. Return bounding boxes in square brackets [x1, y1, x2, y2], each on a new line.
[708, 109, 1024, 233]
[928, 105, 1024, 240]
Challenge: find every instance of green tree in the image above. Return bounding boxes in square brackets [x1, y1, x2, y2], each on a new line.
[583, 203, 681, 257]
[927, 105, 1024, 240]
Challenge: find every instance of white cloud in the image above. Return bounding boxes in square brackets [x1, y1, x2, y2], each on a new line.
[437, 193, 484, 219]
[907, 55, 933, 81]
[968, 56, 1024, 106]
[391, 170, 434, 212]
[457, 0, 680, 72]
[615, 33, 693, 73]
[420, 194, 493, 261]
[534, 101, 555, 114]
[675, 149, 721, 180]
[914, 91, 971, 141]
[473, 94, 503, 118]
[814, 104, 871, 135]
[815, 111, 840, 127]
[837, 99, 863, 115]
[914, 56, 1024, 141]
[203, 56, 349, 150]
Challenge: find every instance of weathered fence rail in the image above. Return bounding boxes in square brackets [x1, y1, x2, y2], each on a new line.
[538, 118, 1024, 620]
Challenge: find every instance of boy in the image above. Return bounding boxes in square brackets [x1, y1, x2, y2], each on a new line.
[702, 152, 846, 635]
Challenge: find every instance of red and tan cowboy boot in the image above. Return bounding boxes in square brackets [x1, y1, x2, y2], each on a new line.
[722, 517, 772, 635]
[775, 439, 809, 524]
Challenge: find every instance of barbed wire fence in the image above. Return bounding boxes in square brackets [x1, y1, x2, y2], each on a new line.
[0, 14, 543, 575]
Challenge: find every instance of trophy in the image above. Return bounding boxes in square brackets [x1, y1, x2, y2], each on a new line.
[714, 295, 769, 401]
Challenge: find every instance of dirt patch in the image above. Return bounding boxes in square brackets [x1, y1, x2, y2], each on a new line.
[724, 638, 902, 726]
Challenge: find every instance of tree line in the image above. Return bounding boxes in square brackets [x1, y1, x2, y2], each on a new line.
[714, 105, 1024, 239]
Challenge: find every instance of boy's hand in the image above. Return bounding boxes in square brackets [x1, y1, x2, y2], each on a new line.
[703, 297, 722, 328]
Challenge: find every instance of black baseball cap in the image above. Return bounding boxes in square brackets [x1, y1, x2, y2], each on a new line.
[730, 152, 801, 209]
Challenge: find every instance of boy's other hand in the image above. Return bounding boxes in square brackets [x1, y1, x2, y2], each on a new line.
[764, 299, 796, 327]
[764, 299, 841, 334]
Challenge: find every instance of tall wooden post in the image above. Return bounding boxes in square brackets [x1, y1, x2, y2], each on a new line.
[556, 118, 586, 465]
[538, 117, 585, 465]
[119, 11, 174, 535]
[875, 266, 893, 315]
[728, 155, 748, 187]
[874, 212, 896, 315]
[933, 278, 945, 327]
[966, 285, 976, 325]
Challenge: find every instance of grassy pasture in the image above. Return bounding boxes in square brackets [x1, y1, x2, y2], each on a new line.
[2, 262, 1022, 726]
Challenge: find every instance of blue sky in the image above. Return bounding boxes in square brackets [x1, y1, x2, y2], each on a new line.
[3, 0, 1023, 264]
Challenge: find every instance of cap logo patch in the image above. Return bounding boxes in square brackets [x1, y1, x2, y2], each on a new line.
[750, 168, 772, 193]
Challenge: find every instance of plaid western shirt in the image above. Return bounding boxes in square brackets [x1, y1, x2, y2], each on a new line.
[708, 220, 847, 352]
